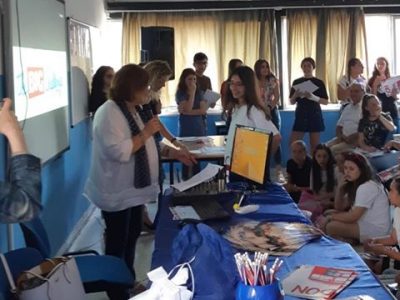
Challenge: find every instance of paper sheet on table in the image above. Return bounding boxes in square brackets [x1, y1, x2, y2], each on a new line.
[381, 75, 400, 96]
[203, 89, 220, 107]
[292, 80, 319, 94]
[171, 163, 223, 192]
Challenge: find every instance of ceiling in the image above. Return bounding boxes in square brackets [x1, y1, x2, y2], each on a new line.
[105, 0, 400, 12]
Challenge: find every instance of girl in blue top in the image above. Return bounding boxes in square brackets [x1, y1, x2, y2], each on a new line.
[175, 68, 208, 178]
[175, 68, 208, 137]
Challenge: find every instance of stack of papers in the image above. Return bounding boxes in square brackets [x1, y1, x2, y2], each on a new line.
[282, 265, 358, 299]
[171, 163, 223, 192]
[203, 89, 220, 107]
[381, 75, 400, 96]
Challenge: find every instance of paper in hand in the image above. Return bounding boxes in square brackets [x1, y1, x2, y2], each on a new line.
[381, 75, 400, 97]
[293, 80, 319, 94]
[203, 89, 220, 107]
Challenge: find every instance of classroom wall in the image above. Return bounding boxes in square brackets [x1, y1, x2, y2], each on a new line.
[0, 0, 107, 253]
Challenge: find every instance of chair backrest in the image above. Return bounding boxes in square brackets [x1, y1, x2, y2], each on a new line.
[20, 218, 51, 258]
[0, 248, 43, 300]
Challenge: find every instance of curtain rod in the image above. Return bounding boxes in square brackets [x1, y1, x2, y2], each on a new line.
[109, 4, 400, 13]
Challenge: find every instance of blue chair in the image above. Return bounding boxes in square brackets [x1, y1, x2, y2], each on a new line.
[19, 218, 134, 294]
[0, 248, 44, 300]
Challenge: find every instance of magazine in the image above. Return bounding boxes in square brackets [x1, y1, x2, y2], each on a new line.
[282, 265, 358, 299]
[223, 221, 322, 256]
[377, 164, 400, 183]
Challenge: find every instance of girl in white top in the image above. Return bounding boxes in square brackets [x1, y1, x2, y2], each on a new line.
[337, 58, 367, 106]
[324, 151, 390, 243]
[224, 66, 281, 168]
[364, 177, 400, 261]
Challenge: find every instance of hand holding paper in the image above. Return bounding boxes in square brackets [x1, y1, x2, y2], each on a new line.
[293, 80, 319, 94]
[203, 89, 220, 107]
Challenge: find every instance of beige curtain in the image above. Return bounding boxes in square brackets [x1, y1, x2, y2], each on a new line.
[122, 10, 277, 106]
[287, 10, 318, 85]
[287, 8, 367, 103]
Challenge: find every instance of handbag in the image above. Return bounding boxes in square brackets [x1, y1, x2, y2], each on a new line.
[0, 254, 85, 300]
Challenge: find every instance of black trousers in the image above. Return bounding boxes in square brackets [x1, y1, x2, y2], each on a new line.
[102, 205, 143, 300]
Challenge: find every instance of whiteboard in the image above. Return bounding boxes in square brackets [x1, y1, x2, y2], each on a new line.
[4, 0, 70, 163]
[68, 18, 93, 126]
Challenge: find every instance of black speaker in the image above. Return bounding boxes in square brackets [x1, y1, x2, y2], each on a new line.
[141, 26, 175, 79]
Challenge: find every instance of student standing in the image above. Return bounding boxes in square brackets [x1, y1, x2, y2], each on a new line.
[176, 68, 208, 179]
[89, 66, 114, 114]
[368, 57, 399, 131]
[221, 58, 243, 127]
[193, 52, 212, 92]
[289, 57, 329, 153]
[254, 59, 283, 181]
[337, 58, 367, 107]
[223, 66, 281, 171]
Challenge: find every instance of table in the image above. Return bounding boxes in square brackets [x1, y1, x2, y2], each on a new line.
[162, 135, 225, 184]
[151, 184, 395, 299]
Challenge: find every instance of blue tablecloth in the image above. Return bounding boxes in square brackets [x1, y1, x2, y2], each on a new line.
[151, 183, 394, 299]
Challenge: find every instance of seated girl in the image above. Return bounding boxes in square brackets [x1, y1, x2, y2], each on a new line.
[358, 94, 396, 152]
[323, 152, 391, 243]
[284, 140, 312, 203]
[298, 144, 336, 221]
[364, 177, 400, 273]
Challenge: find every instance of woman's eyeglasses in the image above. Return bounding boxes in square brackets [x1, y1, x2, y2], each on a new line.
[228, 81, 244, 87]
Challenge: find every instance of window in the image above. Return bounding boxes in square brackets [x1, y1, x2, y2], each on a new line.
[91, 18, 122, 72]
[365, 15, 394, 78]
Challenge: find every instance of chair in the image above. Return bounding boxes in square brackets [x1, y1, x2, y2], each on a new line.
[19, 218, 134, 294]
[0, 248, 44, 300]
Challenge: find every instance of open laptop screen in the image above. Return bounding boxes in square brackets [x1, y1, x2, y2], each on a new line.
[230, 125, 272, 186]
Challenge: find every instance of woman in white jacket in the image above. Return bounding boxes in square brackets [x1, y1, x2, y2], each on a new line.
[84, 64, 194, 299]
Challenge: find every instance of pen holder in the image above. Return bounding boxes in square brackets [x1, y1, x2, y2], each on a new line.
[235, 280, 284, 300]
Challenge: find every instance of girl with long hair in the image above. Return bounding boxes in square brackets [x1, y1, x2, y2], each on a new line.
[324, 152, 390, 243]
[337, 58, 367, 107]
[358, 94, 395, 152]
[254, 59, 283, 181]
[368, 57, 399, 130]
[89, 66, 114, 114]
[298, 144, 336, 221]
[224, 66, 281, 174]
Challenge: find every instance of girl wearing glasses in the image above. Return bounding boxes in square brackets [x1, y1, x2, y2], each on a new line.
[224, 66, 281, 173]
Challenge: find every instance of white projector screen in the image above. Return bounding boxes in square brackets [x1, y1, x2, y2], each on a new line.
[5, 0, 69, 163]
